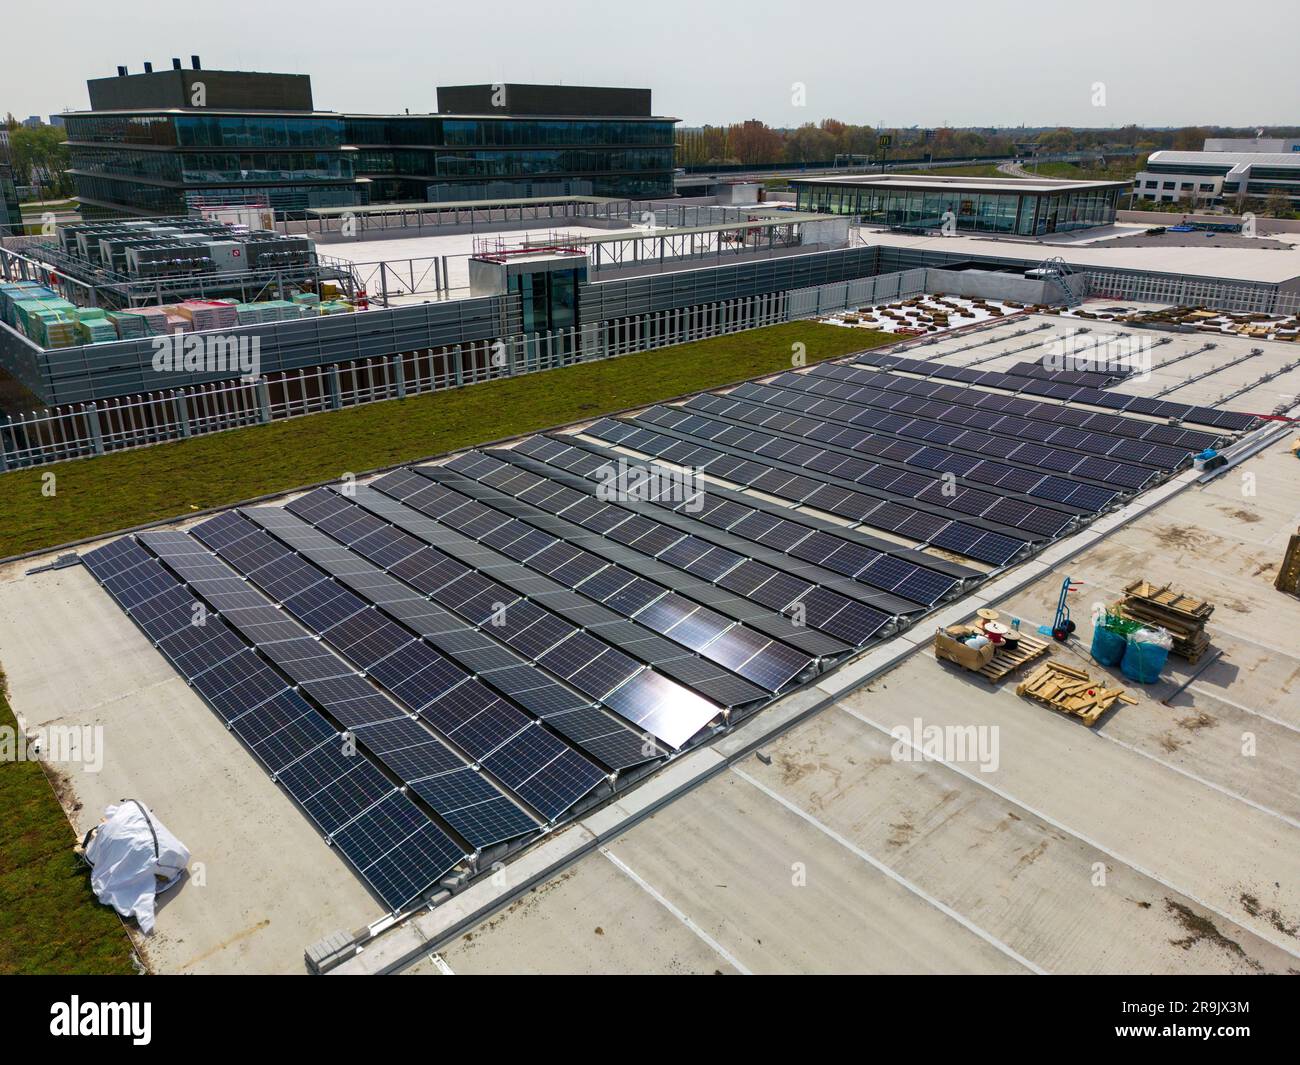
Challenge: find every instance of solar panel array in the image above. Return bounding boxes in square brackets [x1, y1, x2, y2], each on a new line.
[724, 376, 1145, 497]
[388, 453, 902, 654]
[1003, 360, 1133, 389]
[855, 353, 1257, 432]
[351, 471, 821, 694]
[81, 536, 467, 912]
[79, 325, 1254, 909]
[581, 411, 1031, 566]
[500, 434, 966, 610]
[776, 363, 1209, 474]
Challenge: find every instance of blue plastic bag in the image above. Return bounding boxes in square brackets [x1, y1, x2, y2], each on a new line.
[1090, 626, 1127, 667]
[1121, 635, 1170, 683]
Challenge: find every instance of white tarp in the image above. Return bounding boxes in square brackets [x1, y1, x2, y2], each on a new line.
[84, 801, 189, 934]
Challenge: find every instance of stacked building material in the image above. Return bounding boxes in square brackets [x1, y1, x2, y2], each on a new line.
[234, 302, 273, 325]
[130, 307, 173, 335]
[176, 300, 239, 332]
[108, 311, 150, 339]
[13, 297, 79, 345]
[1116, 578, 1213, 664]
[0, 282, 57, 326]
[73, 309, 118, 344]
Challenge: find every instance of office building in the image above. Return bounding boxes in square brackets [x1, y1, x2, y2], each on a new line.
[1134, 150, 1300, 208]
[790, 173, 1128, 235]
[63, 62, 677, 217]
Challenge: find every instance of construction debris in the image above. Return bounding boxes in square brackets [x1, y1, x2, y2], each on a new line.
[934, 624, 1051, 683]
[1016, 661, 1138, 726]
[1116, 578, 1214, 664]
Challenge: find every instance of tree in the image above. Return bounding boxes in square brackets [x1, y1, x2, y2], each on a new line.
[729, 120, 783, 166]
[784, 122, 836, 163]
[1263, 189, 1293, 219]
[1036, 128, 1076, 154]
[8, 124, 71, 197]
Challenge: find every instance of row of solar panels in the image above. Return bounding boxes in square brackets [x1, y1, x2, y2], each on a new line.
[859, 352, 1257, 432]
[426, 446, 934, 638]
[1003, 359, 1133, 389]
[810, 363, 1217, 463]
[581, 413, 1031, 566]
[505, 433, 972, 608]
[730, 375, 1152, 494]
[82, 536, 473, 912]
[700, 386, 1125, 509]
[671, 395, 1092, 534]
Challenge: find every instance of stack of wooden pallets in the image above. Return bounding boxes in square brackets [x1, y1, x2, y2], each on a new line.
[1117, 578, 1213, 664]
[1016, 662, 1137, 726]
[1277, 528, 1300, 599]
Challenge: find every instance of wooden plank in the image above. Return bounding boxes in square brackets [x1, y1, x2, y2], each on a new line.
[1277, 531, 1300, 598]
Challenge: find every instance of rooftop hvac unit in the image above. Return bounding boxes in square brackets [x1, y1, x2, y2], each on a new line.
[242, 235, 315, 271]
[124, 243, 215, 279]
[206, 241, 249, 273]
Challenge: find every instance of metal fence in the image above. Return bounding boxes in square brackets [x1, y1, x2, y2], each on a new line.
[786, 269, 928, 317]
[1083, 269, 1300, 315]
[15, 256, 1281, 474]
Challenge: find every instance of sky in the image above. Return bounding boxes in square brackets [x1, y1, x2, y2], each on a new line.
[3, 0, 1297, 129]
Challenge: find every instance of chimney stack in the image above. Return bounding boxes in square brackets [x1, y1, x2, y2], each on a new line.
[116, 65, 128, 77]
[191, 55, 202, 70]
[172, 58, 182, 70]
[143, 61, 153, 73]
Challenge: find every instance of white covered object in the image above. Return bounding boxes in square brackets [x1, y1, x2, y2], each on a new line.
[84, 801, 190, 934]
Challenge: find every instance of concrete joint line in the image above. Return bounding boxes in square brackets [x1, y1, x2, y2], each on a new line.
[835, 703, 1300, 963]
[730, 766, 1045, 974]
[600, 848, 753, 975]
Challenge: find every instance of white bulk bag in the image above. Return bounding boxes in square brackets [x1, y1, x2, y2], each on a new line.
[83, 801, 190, 934]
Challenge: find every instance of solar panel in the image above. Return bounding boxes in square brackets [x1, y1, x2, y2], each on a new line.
[407, 768, 538, 846]
[328, 791, 466, 911]
[480, 726, 608, 821]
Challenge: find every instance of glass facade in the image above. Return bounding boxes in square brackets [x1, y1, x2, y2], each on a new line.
[794, 180, 1122, 235]
[510, 264, 585, 335]
[66, 110, 676, 216]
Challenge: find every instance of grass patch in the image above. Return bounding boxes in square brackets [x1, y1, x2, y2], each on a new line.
[1029, 160, 1143, 183]
[892, 164, 1009, 179]
[0, 673, 138, 974]
[0, 321, 893, 558]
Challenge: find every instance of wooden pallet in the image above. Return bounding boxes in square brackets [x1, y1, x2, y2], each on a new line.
[1122, 578, 1214, 623]
[1016, 662, 1138, 726]
[1119, 578, 1214, 664]
[1276, 528, 1300, 599]
[976, 631, 1052, 683]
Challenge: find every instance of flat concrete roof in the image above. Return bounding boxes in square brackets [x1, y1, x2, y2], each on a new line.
[4, 317, 1299, 973]
[406, 431, 1300, 974]
[792, 173, 1131, 194]
[306, 196, 619, 217]
[863, 227, 1300, 285]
